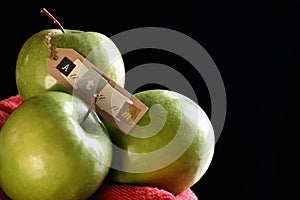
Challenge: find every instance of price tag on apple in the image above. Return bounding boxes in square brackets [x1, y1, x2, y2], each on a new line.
[46, 48, 148, 135]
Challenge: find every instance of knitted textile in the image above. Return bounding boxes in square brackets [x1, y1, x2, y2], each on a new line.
[0, 94, 22, 129]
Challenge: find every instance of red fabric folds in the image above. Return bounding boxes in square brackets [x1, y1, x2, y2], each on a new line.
[91, 183, 198, 200]
[0, 94, 22, 129]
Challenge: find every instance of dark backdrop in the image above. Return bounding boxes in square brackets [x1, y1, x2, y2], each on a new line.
[0, 1, 298, 199]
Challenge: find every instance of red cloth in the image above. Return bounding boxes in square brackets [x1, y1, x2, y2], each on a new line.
[0, 94, 198, 200]
[0, 94, 22, 130]
[0, 94, 23, 114]
[90, 183, 198, 200]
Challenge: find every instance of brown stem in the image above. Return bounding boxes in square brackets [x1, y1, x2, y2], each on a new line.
[80, 94, 101, 126]
[40, 8, 65, 33]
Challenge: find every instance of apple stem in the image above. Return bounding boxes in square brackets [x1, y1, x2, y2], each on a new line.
[80, 93, 101, 126]
[40, 8, 65, 33]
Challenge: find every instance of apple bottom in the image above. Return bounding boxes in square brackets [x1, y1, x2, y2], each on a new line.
[0, 182, 198, 200]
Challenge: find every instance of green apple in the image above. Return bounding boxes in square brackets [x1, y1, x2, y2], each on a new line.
[0, 91, 112, 200]
[103, 89, 215, 195]
[16, 29, 125, 100]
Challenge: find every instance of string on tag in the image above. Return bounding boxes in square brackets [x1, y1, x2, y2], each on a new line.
[80, 93, 100, 126]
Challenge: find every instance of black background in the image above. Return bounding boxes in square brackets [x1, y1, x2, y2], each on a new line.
[0, 0, 298, 199]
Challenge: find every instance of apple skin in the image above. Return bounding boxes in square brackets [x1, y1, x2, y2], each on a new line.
[103, 89, 215, 195]
[0, 91, 112, 200]
[16, 29, 125, 100]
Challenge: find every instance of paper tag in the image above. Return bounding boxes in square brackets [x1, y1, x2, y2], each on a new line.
[46, 48, 148, 135]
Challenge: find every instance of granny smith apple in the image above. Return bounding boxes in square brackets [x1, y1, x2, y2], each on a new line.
[0, 91, 112, 200]
[16, 29, 125, 100]
[103, 89, 215, 195]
